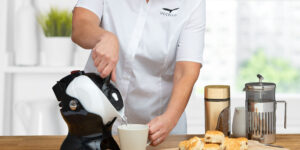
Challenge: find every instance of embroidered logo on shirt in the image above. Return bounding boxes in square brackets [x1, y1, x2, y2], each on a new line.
[160, 8, 179, 17]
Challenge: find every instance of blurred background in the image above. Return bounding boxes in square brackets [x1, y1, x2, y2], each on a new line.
[0, 0, 299, 136]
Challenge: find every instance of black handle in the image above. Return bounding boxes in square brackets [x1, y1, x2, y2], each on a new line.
[102, 74, 112, 91]
[104, 74, 111, 84]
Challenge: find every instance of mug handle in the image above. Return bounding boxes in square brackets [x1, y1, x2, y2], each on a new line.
[276, 100, 287, 129]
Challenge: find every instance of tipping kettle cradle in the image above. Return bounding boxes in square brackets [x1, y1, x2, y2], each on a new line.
[52, 71, 125, 150]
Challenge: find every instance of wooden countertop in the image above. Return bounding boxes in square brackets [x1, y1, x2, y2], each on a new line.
[0, 134, 299, 150]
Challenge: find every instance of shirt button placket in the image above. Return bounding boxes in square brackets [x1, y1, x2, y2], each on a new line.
[123, 2, 151, 97]
[126, 3, 150, 73]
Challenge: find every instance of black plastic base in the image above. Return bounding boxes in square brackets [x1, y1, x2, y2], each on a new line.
[59, 109, 120, 150]
[61, 133, 119, 150]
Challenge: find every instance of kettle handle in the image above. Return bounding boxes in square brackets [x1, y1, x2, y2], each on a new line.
[104, 74, 111, 84]
[276, 100, 287, 129]
[102, 74, 112, 91]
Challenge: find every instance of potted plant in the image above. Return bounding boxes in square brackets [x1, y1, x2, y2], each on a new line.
[38, 7, 73, 66]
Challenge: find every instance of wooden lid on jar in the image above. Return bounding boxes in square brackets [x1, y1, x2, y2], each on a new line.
[205, 85, 230, 100]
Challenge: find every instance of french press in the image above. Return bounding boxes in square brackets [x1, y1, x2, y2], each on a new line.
[244, 74, 287, 144]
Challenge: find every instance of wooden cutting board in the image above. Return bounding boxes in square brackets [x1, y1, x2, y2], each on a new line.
[158, 140, 289, 150]
[248, 140, 289, 150]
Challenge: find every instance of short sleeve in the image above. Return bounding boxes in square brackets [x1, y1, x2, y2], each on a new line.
[75, 0, 104, 20]
[176, 0, 206, 64]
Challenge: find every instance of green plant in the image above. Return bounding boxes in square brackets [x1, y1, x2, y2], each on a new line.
[237, 49, 300, 92]
[38, 8, 72, 37]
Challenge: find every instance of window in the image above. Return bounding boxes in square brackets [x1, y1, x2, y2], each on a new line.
[187, 0, 300, 134]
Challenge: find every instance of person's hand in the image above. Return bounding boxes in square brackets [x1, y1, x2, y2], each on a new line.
[92, 31, 119, 82]
[148, 113, 177, 146]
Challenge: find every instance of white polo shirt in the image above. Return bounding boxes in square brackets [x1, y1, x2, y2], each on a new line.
[76, 0, 205, 134]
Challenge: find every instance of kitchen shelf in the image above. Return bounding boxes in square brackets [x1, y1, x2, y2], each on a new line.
[4, 66, 84, 74]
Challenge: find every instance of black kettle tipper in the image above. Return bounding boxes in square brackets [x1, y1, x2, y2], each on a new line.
[52, 70, 125, 150]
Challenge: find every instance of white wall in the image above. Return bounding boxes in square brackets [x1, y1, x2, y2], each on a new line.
[11, 73, 69, 135]
[1, 0, 82, 135]
[0, 0, 8, 135]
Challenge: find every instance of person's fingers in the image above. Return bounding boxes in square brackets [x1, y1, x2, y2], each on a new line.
[101, 63, 114, 78]
[97, 60, 109, 76]
[97, 58, 107, 70]
[149, 129, 161, 142]
[148, 120, 161, 135]
[152, 134, 167, 146]
[111, 67, 117, 82]
[92, 44, 105, 65]
[92, 49, 97, 60]
[93, 49, 104, 67]
[93, 55, 102, 67]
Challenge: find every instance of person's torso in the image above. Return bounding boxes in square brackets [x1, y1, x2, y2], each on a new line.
[84, 0, 201, 125]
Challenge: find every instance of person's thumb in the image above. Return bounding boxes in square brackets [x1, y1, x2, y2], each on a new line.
[111, 67, 117, 82]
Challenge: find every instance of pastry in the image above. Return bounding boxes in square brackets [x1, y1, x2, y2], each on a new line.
[220, 137, 229, 150]
[223, 137, 248, 150]
[179, 130, 248, 150]
[189, 136, 204, 150]
[223, 137, 239, 150]
[179, 136, 204, 150]
[236, 137, 248, 150]
[204, 131, 225, 144]
[179, 140, 190, 150]
[203, 144, 221, 150]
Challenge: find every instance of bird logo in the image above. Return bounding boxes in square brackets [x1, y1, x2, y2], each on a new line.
[162, 8, 179, 13]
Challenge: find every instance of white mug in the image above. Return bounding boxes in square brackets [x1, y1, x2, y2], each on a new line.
[118, 124, 150, 150]
[232, 107, 246, 137]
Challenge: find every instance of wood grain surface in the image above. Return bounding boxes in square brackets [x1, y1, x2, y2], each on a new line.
[0, 134, 299, 150]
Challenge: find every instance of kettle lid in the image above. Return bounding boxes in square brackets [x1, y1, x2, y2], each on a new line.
[244, 74, 276, 91]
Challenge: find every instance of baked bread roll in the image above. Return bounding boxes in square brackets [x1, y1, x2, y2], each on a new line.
[203, 144, 221, 150]
[236, 137, 248, 150]
[178, 131, 248, 150]
[219, 137, 228, 150]
[204, 131, 225, 144]
[223, 137, 248, 150]
[179, 136, 204, 150]
[179, 140, 190, 150]
[189, 137, 204, 150]
[223, 137, 239, 150]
